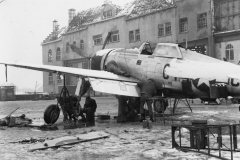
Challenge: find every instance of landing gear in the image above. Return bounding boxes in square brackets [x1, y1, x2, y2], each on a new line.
[154, 99, 167, 113]
[43, 75, 84, 124]
[44, 104, 60, 124]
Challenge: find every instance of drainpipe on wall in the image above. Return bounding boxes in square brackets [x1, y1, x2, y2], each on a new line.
[209, 0, 215, 58]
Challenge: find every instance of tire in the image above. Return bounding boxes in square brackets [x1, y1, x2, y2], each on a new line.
[154, 100, 167, 113]
[44, 104, 60, 124]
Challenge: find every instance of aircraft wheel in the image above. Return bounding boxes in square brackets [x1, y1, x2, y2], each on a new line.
[44, 104, 60, 124]
[154, 100, 167, 113]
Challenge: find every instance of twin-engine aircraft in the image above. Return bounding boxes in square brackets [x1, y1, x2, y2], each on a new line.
[1, 42, 240, 122]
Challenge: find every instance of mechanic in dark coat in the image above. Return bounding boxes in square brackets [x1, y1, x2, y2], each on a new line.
[83, 96, 97, 126]
[137, 79, 156, 122]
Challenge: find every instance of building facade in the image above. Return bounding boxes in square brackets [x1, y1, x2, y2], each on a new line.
[41, 0, 237, 94]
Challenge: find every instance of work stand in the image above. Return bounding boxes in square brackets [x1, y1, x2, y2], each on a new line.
[172, 124, 240, 160]
[152, 97, 193, 124]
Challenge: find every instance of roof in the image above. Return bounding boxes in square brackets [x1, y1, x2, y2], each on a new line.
[42, 26, 67, 44]
[42, 0, 174, 43]
[0, 82, 15, 87]
[66, 0, 174, 33]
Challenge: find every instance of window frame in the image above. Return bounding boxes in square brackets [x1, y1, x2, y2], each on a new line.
[135, 29, 141, 41]
[179, 17, 188, 33]
[225, 44, 234, 61]
[49, 73, 53, 85]
[165, 22, 172, 35]
[48, 49, 52, 62]
[198, 12, 207, 30]
[158, 24, 165, 37]
[56, 47, 61, 61]
[80, 40, 84, 50]
[129, 31, 134, 43]
[82, 62, 89, 69]
[93, 34, 103, 46]
[57, 74, 62, 84]
[109, 30, 120, 43]
[103, 10, 112, 19]
[129, 29, 141, 43]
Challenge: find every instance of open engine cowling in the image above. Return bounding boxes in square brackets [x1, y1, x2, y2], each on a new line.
[91, 49, 114, 71]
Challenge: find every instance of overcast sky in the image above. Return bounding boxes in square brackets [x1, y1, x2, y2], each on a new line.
[0, 0, 130, 92]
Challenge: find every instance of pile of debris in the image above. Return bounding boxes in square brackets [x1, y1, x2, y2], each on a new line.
[0, 108, 32, 127]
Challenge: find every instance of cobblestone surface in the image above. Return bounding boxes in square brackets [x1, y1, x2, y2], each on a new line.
[1, 98, 240, 159]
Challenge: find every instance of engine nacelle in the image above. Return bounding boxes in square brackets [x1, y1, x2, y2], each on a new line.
[91, 49, 113, 71]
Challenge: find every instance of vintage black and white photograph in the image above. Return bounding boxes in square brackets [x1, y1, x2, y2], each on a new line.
[1, 0, 240, 159]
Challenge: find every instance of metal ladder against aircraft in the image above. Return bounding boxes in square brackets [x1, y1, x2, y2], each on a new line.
[172, 123, 240, 160]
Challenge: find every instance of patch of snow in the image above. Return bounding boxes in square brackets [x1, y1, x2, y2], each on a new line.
[194, 111, 219, 115]
[142, 149, 163, 159]
[179, 115, 191, 118]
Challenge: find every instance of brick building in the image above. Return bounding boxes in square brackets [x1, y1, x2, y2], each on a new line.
[41, 0, 238, 94]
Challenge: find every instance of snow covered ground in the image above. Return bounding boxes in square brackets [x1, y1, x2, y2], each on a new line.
[1, 98, 240, 159]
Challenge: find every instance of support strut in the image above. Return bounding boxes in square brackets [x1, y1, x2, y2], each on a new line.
[5, 65, 7, 82]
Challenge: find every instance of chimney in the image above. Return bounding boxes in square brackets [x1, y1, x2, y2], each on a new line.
[53, 20, 58, 32]
[68, 8, 76, 25]
[104, 0, 112, 5]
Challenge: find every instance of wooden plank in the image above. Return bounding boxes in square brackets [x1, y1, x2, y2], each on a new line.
[29, 131, 109, 151]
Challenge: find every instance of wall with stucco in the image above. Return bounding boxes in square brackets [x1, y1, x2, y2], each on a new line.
[87, 16, 127, 55]
[215, 40, 240, 64]
[125, 7, 176, 49]
[61, 29, 88, 60]
[42, 40, 63, 94]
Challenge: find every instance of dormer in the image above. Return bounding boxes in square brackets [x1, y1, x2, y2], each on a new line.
[101, 0, 116, 20]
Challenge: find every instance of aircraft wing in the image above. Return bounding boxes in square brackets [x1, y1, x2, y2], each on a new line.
[0, 61, 140, 97]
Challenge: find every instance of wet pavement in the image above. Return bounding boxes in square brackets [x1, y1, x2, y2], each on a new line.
[1, 98, 240, 159]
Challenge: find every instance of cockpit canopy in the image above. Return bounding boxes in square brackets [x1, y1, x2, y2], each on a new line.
[153, 43, 183, 59]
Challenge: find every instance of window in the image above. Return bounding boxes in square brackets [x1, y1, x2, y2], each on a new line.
[198, 13, 207, 29]
[179, 17, 188, 33]
[129, 29, 141, 43]
[82, 62, 89, 69]
[129, 31, 134, 42]
[66, 42, 70, 53]
[93, 34, 102, 45]
[158, 24, 164, 37]
[48, 49, 52, 62]
[165, 22, 171, 35]
[56, 47, 61, 61]
[49, 73, 53, 85]
[57, 75, 62, 84]
[225, 44, 234, 60]
[135, 29, 140, 41]
[103, 10, 112, 19]
[80, 40, 84, 50]
[214, 1, 240, 31]
[109, 30, 120, 43]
